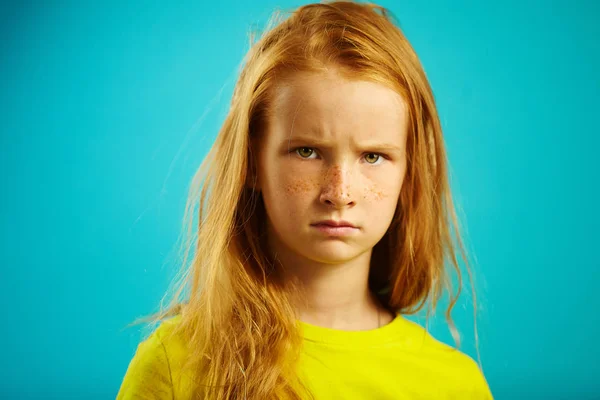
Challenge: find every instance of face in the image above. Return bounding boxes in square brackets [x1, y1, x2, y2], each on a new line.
[256, 69, 409, 266]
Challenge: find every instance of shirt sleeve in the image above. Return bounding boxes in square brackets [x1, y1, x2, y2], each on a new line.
[117, 329, 174, 400]
[471, 362, 494, 399]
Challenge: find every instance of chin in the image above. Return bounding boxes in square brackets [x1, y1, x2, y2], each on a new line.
[301, 241, 365, 264]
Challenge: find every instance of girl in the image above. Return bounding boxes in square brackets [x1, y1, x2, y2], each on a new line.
[118, 1, 493, 399]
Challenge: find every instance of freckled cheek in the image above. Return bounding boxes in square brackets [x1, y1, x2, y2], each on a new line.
[283, 176, 319, 197]
[268, 174, 318, 223]
[273, 162, 320, 197]
[362, 175, 405, 202]
[362, 185, 385, 201]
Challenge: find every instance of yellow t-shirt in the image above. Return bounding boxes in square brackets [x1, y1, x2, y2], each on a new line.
[117, 314, 493, 399]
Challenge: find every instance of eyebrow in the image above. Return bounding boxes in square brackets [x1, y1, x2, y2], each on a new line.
[282, 136, 405, 153]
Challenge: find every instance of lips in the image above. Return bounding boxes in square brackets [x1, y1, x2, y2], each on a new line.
[311, 220, 357, 228]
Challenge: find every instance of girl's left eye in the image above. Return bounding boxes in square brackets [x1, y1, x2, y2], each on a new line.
[364, 153, 383, 164]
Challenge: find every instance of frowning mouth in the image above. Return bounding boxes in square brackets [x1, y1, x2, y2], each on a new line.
[310, 220, 359, 236]
[311, 220, 357, 228]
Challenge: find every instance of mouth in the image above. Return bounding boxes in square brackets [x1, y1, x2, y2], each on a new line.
[311, 220, 357, 228]
[310, 220, 359, 236]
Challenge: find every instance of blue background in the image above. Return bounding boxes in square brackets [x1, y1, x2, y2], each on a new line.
[1, 0, 598, 398]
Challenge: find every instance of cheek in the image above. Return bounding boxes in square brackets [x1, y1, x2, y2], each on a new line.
[284, 176, 319, 197]
[279, 162, 321, 197]
[362, 172, 404, 203]
[265, 176, 317, 223]
[362, 181, 386, 201]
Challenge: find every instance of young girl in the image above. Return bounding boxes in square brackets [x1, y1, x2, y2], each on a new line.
[118, 1, 493, 399]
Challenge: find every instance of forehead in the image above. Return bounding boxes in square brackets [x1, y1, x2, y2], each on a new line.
[269, 70, 408, 141]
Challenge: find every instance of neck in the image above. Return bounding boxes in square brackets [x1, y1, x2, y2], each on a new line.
[269, 235, 392, 331]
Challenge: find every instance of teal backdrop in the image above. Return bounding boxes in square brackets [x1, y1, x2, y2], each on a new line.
[1, 0, 598, 398]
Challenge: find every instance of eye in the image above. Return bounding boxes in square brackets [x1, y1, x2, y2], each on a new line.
[295, 147, 316, 159]
[364, 153, 383, 165]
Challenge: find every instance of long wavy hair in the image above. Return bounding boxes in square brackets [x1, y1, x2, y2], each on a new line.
[134, 1, 478, 398]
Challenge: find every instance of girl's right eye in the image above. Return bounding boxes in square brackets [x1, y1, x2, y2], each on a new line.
[295, 147, 316, 159]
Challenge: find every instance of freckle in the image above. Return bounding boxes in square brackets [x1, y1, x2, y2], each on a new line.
[363, 183, 386, 201]
[326, 167, 343, 183]
[285, 178, 314, 195]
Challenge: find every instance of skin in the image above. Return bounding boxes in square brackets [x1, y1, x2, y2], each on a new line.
[256, 68, 409, 330]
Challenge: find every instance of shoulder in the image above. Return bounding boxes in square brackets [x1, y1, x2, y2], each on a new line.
[117, 315, 187, 400]
[398, 316, 494, 398]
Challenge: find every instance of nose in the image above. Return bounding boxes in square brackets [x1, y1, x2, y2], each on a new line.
[319, 165, 356, 209]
